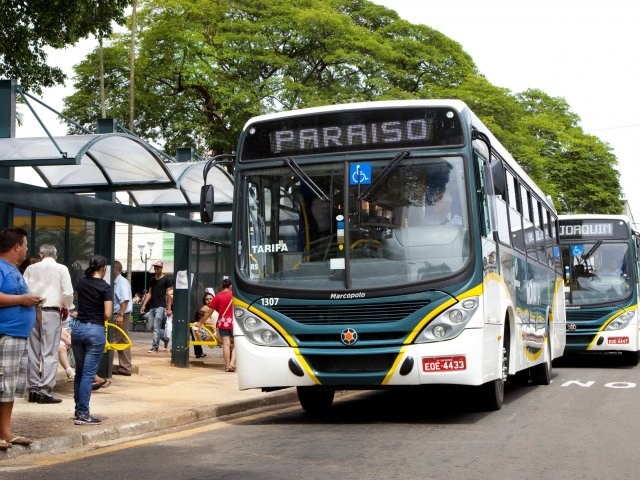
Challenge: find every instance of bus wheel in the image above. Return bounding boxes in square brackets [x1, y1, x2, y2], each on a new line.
[621, 351, 640, 366]
[479, 378, 504, 411]
[531, 337, 552, 385]
[297, 386, 335, 415]
[479, 326, 509, 411]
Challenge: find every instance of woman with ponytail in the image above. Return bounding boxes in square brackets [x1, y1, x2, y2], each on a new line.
[71, 255, 113, 426]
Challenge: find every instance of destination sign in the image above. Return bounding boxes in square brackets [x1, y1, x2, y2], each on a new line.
[558, 220, 629, 240]
[239, 107, 463, 161]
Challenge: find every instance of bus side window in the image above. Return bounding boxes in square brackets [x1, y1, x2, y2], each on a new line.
[475, 153, 491, 237]
[506, 171, 525, 252]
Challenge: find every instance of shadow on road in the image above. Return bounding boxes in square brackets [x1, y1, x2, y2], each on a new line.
[255, 381, 541, 426]
[553, 351, 634, 369]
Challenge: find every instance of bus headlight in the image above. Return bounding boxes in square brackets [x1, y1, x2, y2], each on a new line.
[233, 307, 288, 346]
[415, 297, 479, 343]
[605, 311, 635, 331]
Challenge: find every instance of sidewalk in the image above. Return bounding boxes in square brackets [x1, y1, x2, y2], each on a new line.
[1, 332, 298, 461]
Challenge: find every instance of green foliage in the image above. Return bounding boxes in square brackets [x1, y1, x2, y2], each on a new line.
[61, 0, 623, 214]
[0, 0, 130, 93]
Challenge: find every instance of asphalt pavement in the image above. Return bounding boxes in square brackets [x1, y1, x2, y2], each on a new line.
[1, 331, 298, 461]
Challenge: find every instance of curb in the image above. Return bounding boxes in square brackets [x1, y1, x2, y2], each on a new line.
[0, 389, 298, 461]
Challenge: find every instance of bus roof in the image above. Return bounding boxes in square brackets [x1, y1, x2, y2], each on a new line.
[242, 100, 554, 211]
[559, 214, 632, 224]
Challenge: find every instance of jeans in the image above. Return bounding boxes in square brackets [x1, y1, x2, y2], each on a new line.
[146, 307, 167, 350]
[71, 322, 106, 417]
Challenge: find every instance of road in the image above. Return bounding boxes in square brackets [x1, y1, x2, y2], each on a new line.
[3, 353, 640, 480]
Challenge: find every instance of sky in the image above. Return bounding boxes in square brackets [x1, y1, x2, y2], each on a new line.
[15, 0, 640, 222]
[373, 0, 640, 223]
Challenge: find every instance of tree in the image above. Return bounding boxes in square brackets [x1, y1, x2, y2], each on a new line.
[0, 0, 130, 93]
[513, 90, 622, 214]
[63, 0, 478, 153]
[62, 0, 623, 214]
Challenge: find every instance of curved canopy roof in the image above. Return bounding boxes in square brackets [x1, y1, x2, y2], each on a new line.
[130, 161, 233, 211]
[0, 133, 233, 212]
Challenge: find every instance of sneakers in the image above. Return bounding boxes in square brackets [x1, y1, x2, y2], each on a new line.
[66, 367, 76, 382]
[148, 348, 158, 353]
[74, 414, 102, 426]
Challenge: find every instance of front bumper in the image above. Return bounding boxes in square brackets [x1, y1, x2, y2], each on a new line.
[235, 326, 502, 390]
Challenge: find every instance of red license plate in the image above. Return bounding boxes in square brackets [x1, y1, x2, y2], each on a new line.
[422, 355, 466, 372]
[608, 337, 629, 345]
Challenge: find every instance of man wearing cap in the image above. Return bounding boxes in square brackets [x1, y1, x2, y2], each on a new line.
[140, 260, 173, 352]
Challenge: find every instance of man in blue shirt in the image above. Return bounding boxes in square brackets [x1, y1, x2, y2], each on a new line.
[0, 228, 42, 449]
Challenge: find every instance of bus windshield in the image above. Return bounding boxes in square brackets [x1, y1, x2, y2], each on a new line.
[562, 241, 633, 306]
[237, 155, 470, 291]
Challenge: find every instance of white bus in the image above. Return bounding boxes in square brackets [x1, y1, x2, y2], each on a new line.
[559, 214, 640, 365]
[204, 100, 566, 412]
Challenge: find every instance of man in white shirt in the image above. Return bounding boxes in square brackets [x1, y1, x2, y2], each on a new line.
[424, 191, 463, 226]
[112, 261, 133, 376]
[23, 244, 74, 404]
[600, 257, 623, 276]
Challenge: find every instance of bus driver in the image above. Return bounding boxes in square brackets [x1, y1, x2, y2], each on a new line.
[424, 191, 462, 226]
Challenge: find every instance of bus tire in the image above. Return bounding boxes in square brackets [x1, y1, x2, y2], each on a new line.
[479, 323, 509, 411]
[297, 386, 335, 415]
[531, 336, 552, 385]
[478, 378, 504, 411]
[621, 351, 640, 366]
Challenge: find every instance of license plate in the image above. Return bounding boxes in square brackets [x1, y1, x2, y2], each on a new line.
[608, 337, 629, 345]
[422, 355, 466, 372]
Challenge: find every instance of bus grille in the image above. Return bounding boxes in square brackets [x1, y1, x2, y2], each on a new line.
[566, 310, 612, 322]
[295, 331, 406, 343]
[305, 353, 397, 373]
[272, 301, 429, 325]
[565, 334, 596, 349]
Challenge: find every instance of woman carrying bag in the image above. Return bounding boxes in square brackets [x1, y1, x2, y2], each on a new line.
[208, 278, 235, 372]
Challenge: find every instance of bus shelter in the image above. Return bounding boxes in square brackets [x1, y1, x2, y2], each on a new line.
[0, 81, 233, 369]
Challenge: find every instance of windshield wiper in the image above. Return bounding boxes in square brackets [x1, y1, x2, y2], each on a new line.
[357, 150, 411, 201]
[582, 240, 602, 262]
[284, 157, 329, 201]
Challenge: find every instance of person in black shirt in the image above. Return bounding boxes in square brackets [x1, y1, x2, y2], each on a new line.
[140, 260, 173, 352]
[71, 255, 112, 426]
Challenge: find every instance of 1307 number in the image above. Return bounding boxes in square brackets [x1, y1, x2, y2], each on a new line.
[260, 297, 280, 306]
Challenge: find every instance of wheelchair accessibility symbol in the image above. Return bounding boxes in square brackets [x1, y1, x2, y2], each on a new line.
[350, 163, 371, 185]
[571, 245, 584, 257]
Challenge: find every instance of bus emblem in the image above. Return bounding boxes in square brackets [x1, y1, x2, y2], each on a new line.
[567, 323, 577, 331]
[341, 328, 358, 346]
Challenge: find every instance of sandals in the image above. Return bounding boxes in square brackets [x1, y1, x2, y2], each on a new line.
[91, 378, 112, 390]
[4, 436, 32, 446]
[225, 365, 236, 372]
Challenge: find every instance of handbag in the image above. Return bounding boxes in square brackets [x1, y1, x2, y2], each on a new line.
[215, 299, 233, 330]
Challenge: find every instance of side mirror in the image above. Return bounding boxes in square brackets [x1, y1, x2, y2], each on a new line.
[200, 184, 214, 223]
